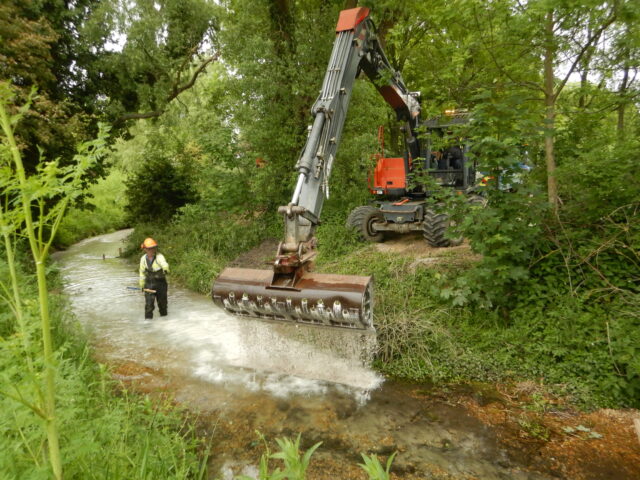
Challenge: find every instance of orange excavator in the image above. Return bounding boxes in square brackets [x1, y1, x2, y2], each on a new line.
[211, 7, 421, 330]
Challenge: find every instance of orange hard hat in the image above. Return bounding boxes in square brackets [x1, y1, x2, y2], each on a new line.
[141, 237, 158, 249]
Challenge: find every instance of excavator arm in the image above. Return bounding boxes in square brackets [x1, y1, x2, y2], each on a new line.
[212, 8, 420, 330]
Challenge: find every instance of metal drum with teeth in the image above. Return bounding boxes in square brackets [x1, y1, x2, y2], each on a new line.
[212, 268, 373, 330]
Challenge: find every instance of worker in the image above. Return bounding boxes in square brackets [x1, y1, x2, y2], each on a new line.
[139, 237, 170, 319]
[444, 144, 464, 170]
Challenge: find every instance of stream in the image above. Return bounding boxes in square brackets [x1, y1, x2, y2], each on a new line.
[54, 229, 555, 480]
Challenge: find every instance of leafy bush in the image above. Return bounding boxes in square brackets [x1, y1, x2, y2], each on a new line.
[439, 187, 548, 308]
[556, 137, 640, 226]
[125, 154, 198, 224]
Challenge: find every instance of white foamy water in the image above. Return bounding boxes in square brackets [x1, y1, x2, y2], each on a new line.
[54, 230, 383, 402]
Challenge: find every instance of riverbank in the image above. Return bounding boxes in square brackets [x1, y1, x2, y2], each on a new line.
[0, 243, 207, 479]
[110, 356, 640, 480]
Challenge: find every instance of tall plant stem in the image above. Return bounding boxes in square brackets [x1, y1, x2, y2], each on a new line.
[543, 10, 558, 214]
[0, 104, 63, 480]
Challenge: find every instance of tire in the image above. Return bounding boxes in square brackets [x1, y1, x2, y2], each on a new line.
[422, 208, 463, 248]
[346, 206, 385, 243]
[467, 194, 488, 208]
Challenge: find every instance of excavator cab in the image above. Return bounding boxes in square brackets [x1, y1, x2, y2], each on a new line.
[369, 126, 409, 197]
[422, 110, 476, 191]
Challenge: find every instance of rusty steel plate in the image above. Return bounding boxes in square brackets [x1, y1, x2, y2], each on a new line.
[212, 268, 373, 330]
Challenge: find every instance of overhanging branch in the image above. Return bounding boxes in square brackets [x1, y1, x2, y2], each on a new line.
[116, 54, 219, 124]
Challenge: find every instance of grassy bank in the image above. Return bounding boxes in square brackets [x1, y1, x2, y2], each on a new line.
[124, 203, 279, 293]
[125, 204, 639, 410]
[0, 254, 207, 479]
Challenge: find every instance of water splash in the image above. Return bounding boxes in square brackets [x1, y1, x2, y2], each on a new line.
[54, 229, 383, 401]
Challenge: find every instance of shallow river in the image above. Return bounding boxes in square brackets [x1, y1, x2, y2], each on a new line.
[54, 230, 553, 480]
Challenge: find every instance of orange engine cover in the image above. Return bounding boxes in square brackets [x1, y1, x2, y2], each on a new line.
[371, 157, 407, 192]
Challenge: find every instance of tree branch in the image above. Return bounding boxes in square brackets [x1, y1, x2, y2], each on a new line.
[116, 54, 219, 124]
[116, 110, 165, 123]
[168, 54, 218, 101]
[554, 12, 617, 98]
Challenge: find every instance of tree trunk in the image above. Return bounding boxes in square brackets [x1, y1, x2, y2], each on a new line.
[543, 10, 559, 212]
[268, 0, 295, 56]
[578, 28, 594, 109]
[578, 68, 588, 109]
[617, 64, 629, 140]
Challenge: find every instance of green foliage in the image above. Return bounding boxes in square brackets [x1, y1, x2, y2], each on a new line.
[235, 432, 399, 480]
[125, 155, 198, 224]
[359, 452, 397, 480]
[439, 188, 548, 308]
[315, 236, 640, 407]
[428, 89, 548, 308]
[220, 0, 390, 210]
[1, 86, 113, 478]
[556, 138, 640, 225]
[56, 169, 128, 247]
[0, 258, 207, 479]
[236, 433, 321, 480]
[0, 0, 98, 174]
[81, 0, 219, 123]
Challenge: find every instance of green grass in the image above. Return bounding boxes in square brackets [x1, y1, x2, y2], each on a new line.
[324, 245, 639, 408]
[0, 256, 208, 479]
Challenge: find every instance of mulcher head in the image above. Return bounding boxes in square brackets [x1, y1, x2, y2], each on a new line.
[212, 267, 373, 330]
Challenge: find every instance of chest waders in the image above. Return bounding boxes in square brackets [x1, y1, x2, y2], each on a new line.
[144, 259, 168, 319]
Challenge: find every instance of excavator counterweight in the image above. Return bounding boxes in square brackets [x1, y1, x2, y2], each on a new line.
[211, 7, 420, 330]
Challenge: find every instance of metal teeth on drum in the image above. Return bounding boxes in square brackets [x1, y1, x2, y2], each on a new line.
[215, 291, 367, 329]
[211, 268, 373, 330]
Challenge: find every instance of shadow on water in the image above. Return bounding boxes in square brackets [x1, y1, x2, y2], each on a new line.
[54, 230, 560, 480]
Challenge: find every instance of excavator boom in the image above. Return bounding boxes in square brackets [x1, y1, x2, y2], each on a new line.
[212, 7, 420, 330]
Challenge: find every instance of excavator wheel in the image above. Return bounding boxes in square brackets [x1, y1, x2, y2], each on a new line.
[422, 207, 463, 248]
[347, 206, 385, 243]
[468, 194, 488, 208]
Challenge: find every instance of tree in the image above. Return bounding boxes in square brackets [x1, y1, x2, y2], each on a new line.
[81, 0, 219, 124]
[0, 0, 95, 173]
[471, 0, 620, 210]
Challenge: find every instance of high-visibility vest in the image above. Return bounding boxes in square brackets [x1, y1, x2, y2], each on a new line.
[139, 253, 169, 287]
